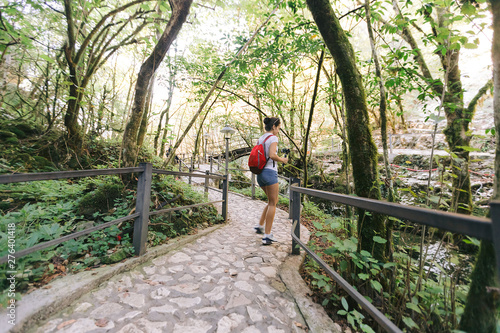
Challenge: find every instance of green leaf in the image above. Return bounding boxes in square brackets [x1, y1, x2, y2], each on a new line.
[373, 236, 387, 244]
[358, 273, 369, 280]
[370, 280, 382, 293]
[39, 54, 55, 64]
[313, 221, 323, 230]
[402, 316, 419, 329]
[406, 302, 422, 314]
[340, 260, 348, 272]
[341, 297, 349, 311]
[337, 310, 348, 316]
[461, 3, 476, 16]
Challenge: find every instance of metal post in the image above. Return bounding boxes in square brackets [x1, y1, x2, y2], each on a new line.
[222, 175, 228, 222]
[210, 156, 213, 173]
[222, 136, 230, 221]
[490, 201, 500, 282]
[225, 136, 229, 183]
[251, 173, 256, 200]
[188, 167, 192, 185]
[133, 162, 152, 256]
[179, 158, 182, 172]
[291, 178, 301, 255]
[205, 170, 209, 198]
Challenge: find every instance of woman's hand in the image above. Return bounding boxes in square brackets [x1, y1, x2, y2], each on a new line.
[282, 157, 288, 164]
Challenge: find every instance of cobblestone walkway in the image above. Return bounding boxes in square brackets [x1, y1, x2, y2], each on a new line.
[32, 187, 311, 333]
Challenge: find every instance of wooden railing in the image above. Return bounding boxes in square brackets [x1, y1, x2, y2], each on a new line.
[0, 163, 227, 264]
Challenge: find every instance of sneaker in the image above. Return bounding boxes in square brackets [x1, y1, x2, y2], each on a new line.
[254, 225, 264, 234]
[262, 234, 277, 245]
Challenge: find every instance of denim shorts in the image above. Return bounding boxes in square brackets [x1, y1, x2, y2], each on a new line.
[257, 169, 278, 187]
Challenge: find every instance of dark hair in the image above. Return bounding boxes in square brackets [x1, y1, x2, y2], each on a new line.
[264, 117, 280, 131]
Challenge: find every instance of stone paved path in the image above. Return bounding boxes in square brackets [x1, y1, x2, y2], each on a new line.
[32, 186, 311, 333]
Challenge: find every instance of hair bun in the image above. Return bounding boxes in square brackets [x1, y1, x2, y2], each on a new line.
[263, 117, 271, 124]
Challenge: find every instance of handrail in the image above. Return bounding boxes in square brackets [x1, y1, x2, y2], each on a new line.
[0, 167, 142, 184]
[291, 186, 492, 241]
[0, 164, 229, 263]
[0, 213, 140, 265]
[152, 169, 224, 180]
[289, 184, 499, 333]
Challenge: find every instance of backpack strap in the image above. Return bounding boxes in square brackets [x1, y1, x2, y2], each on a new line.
[261, 134, 275, 163]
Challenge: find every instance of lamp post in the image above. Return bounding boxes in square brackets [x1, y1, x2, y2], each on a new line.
[203, 133, 210, 163]
[220, 126, 235, 221]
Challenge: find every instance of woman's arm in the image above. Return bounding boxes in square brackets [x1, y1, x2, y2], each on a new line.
[268, 142, 288, 164]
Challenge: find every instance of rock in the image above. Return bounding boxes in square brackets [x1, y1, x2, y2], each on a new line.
[116, 323, 144, 333]
[74, 302, 93, 313]
[173, 319, 212, 333]
[149, 303, 177, 314]
[89, 303, 124, 319]
[205, 285, 226, 301]
[247, 306, 263, 322]
[170, 283, 200, 294]
[118, 292, 146, 308]
[259, 266, 277, 277]
[169, 296, 202, 308]
[168, 252, 191, 263]
[150, 287, 171, 299]
[217, 313, 245, 333]
[226, 291, 252, 309]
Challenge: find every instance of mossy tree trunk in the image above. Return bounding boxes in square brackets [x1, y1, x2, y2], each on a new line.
[62, 0, 150, 152]
[392, 0, 493, 214]
[306, 0, 386, 260]
[365, 0, 396, 262]
[122, 0, 192, 167]
[459, 1, 500, 331]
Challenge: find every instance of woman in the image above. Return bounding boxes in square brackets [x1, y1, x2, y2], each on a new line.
[254, 117, 288, 245]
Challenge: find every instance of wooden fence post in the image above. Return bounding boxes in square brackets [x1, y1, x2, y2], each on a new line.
[291, 178, 301, 255]
[133, 162, 152, 256]
[205, 170, 209, 198]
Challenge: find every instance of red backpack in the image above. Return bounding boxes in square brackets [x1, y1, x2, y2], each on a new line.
[248, 135, 274, 174]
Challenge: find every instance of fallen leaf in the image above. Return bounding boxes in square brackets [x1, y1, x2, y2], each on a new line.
[95, 318, 109, 327]
[294, 321, 304, 328]
[42, 285, 52, 289]
[57, 319, 76, 330]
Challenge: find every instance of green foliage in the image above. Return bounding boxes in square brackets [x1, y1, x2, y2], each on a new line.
[302, 207, 474, 332]
[0, 171, 222, 307]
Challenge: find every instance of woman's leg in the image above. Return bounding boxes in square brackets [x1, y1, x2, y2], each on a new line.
[263, 183, 279, 234]
[258, 185, 270, 227]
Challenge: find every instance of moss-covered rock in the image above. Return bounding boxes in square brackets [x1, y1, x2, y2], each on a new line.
[101, 249, 128, 264]
[77, 182, 125, 216]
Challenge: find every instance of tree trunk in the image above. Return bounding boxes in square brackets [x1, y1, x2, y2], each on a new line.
[459, 2, 500, 331]
[303, 49, 324, 187]
[306, 0, 385, 260]
[163, 2, 282, 166]
[122, 0, 192, 167]
[365, 0, 395, 262]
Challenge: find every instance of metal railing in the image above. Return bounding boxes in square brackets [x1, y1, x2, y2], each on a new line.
[0, 163, 227, 264]
[289, 184, 499, 333]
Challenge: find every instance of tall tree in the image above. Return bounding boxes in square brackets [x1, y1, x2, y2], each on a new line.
[459, 1, 500, 331]
[62, 0, 152, 150]
[306, 0, 386, 260]
[122, 0, 193, 167]
[390, 0, 492, 214]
